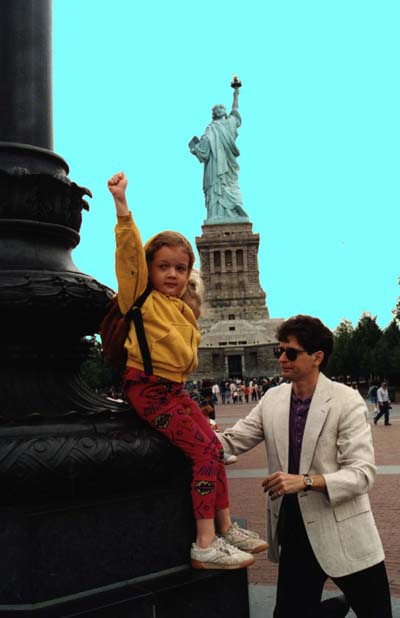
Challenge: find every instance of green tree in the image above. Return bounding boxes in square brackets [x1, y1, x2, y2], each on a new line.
[394, 279, 400, 322]
[352, 313, 382, 382]
[374, 320, 400, 384]
[80, 336, 115, 392]
[326, 319, 355, 380]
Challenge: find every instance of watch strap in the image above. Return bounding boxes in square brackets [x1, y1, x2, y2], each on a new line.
[303, 474, 313, 491]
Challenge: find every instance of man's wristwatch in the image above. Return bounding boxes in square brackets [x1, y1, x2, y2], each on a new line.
[303, 475, 314, 491]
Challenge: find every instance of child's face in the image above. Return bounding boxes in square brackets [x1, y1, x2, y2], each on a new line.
[148, 245, 190, 297]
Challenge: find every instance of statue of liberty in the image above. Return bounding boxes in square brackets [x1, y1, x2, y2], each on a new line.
[188, 77, 249, 224]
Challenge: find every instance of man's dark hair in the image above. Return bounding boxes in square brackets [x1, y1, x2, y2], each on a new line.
[276, 315, 333, 370]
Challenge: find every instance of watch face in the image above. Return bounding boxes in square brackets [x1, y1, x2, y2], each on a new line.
[305, 476, 313, 487]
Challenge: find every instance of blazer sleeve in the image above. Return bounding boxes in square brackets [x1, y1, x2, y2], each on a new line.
[219, 398, 265, 455]
[323, 390, 376, 506]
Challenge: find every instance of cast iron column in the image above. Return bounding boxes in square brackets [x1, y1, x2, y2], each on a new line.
[0, 0, 53, 149]
[0, 0, 110, 420]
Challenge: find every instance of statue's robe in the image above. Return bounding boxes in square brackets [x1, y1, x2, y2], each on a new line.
[191, 110, 248, 222]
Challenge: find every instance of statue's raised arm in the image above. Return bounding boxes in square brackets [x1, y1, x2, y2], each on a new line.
[188, 76, 249, 224]
[232, 79, 240, 112]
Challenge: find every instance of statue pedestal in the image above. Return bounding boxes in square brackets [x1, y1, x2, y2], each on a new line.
[196, 221, 269, 323]
[194, 221, 282, 379]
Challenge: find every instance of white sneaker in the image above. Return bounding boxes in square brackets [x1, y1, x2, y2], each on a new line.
[222, 522, 269, 554]
[191, 537, 255, 570]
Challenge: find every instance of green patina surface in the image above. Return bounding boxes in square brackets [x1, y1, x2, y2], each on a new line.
[189, 84, 249, 225]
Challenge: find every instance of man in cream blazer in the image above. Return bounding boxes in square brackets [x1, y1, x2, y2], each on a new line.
[220, 315, 392, 618]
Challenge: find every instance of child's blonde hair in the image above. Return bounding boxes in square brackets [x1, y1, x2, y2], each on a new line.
[182, 269, 204, 319]
[144, 231, 195, 271]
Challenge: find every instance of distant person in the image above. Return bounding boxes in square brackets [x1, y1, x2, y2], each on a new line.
[197, 379, 216, 421]
[250, 382, 259, 402]
[224, 381, 231, 404]
[261, 378, 271, 395]
[219, 381, 227, 404]
[219, 315, 392, 617]
[374, 382, 391, 426]
[232, 387, 238, 404]
[108, 171, 266, 571]
[211, 382, 220, 404]
[367, 383, 378, 415]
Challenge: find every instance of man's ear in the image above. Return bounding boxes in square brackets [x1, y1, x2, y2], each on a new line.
[313, 350, 324, 367]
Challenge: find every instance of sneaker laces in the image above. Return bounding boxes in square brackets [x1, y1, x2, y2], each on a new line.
[230, 522, 260, 539]
[215, 536, 241, 555]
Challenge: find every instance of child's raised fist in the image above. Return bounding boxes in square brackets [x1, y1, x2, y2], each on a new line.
[107, 172, 128, 196]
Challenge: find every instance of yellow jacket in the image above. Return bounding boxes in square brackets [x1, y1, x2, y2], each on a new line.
[115, 213, 200, 382]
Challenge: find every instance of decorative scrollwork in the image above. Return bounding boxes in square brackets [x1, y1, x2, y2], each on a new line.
[0, 170, 91, 232]
[0, 272, 113, 337]
[0, 413, 189, 503]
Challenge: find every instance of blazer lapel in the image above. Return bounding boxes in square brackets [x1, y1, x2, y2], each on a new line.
[300, 373, 333, 474]
[272, 383, 292, 472]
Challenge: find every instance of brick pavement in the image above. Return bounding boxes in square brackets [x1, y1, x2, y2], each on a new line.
[215, 400, 400, 603]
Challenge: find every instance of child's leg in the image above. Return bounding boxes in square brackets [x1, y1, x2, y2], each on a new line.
[183, 401, 234, 543]
[215, 507, 232, 534]
[196, 518, 216, 548]
[125, 372, 267, 558]
[124, 375, 230, 537]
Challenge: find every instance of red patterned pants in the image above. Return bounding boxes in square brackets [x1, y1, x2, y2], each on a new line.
[124, 368, 229, 520]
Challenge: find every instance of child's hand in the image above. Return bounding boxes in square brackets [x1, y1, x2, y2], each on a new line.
[108, 172, 129, 215]
[107, 172, 128, 198]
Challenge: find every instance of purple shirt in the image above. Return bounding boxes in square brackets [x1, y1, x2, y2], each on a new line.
[288, 392, 312, 474]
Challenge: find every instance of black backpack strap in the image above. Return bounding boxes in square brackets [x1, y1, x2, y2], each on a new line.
[126, 285, 153, 376]
[132, 285, 152, 311]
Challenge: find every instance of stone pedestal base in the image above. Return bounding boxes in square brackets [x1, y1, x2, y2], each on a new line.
[0, 488, 250, 617]
[14, 568, 250, 617]
[195, 221, 269, 322]
[0, 473, 194, 607]
[0, 412, 251, 617]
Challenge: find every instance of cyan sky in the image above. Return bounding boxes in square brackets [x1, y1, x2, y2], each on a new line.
[53, 0, 400, 331]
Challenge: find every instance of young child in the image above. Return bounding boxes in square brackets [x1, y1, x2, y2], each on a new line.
[182, 275, 238, 465]
[108, 172, 267, 570]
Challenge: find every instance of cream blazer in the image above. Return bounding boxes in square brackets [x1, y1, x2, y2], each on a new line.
[220, 372, 385, 577]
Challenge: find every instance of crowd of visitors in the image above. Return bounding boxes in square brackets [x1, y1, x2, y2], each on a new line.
[186, 376, 283, 406]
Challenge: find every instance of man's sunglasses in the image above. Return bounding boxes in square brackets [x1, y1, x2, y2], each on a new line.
[273, 346, 308, 361]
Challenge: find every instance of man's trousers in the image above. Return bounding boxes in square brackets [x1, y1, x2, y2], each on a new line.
[374, 401, 391, 425]
[273, 495, 392, 618]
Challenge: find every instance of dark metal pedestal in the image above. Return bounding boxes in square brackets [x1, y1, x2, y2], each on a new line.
[20, 569, 250, 618]
[0, 443, 251, 618]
